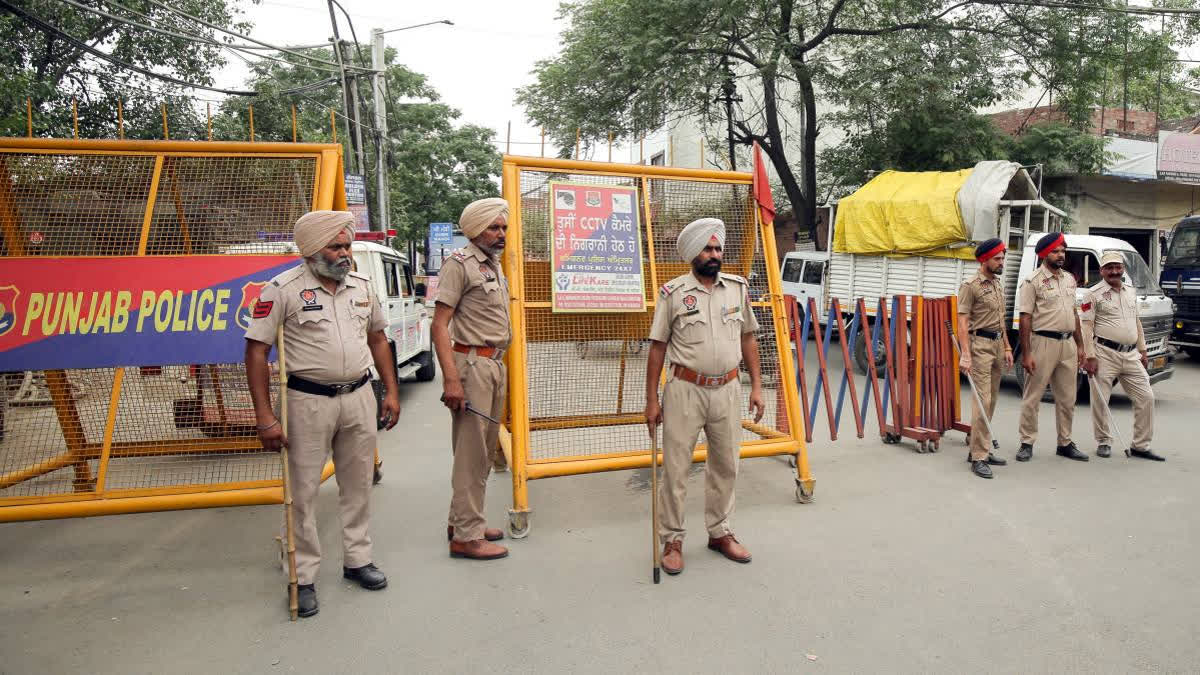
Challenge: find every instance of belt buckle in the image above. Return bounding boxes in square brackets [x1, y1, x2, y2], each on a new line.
[702, 375, 718, 387]
[332, 382, 352, 394]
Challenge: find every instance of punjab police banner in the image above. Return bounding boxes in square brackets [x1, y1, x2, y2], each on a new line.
[0, 256, 297, 371]
[549, 181, 646, 313]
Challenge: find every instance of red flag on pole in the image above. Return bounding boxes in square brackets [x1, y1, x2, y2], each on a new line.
[752, 141, 775, 225]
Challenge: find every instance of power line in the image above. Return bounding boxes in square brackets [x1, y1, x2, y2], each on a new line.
[49, 0, 343, 74]
[0, 0, 258, 96]
[997, 0, 1200, 17]
[139, 0, 375, 73]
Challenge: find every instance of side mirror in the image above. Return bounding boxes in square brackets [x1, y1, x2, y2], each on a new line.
[414, 283, 427, 298]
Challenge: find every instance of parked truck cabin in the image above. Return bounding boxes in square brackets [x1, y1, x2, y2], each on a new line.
[1160, 216, 1200, 357]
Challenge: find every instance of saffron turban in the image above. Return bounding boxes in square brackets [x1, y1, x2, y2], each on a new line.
[677, 217, 725, 263]
[460, 197, 509, 239]
[294, 210, 354, 257]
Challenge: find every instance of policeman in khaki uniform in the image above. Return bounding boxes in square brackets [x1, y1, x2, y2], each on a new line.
[432, 197, 512, 561]
[1080, 251, 1165, 461]
[644, 217, 765, 576]
[956, 238, 1014, 479]
[245, 210, 400, 618]
[1016, 232, 1089, 462]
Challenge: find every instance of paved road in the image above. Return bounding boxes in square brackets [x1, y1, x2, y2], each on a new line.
[3, 355, 1199, 673]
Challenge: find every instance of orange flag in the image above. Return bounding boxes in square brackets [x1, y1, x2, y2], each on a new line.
[752, 141, 775, 225]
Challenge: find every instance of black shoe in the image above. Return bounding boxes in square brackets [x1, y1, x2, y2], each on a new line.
[972, 460, 994, 479]
[343, 562, 388, 590]
[1096, 444, 1111, 458]
[986, 453, 1007, 466]
[1016, 443, 1033, 462]
[1128, 448, 1166, 462]
[1056, 442, 1089, 462]
[297, 583, 318, 618]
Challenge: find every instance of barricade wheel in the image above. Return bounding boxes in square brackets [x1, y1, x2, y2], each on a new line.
[508, 511, 530, 539]
[917, 440, 929, 453]
[883, 432, 901, 444]
[794, 479, 813, 504]
[929, 439, 940, 453]
[787, 454, 797, 468]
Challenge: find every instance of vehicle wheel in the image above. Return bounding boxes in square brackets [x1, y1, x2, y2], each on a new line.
[1186, 346, 1200, 360]
[853, 325, 887, 377]
[414, 344, 436, 382]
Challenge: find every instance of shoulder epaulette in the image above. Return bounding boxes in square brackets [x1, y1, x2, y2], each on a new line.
[271, 265, 306, 287]
[347, 270, 370, 281]
[659, 276, 687, 298]
[718, 272, 748, 285]
[448, 248, 469, 262]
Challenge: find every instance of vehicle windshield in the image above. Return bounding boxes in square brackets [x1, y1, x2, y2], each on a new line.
[1107, 249, 1160, 294]
[1166, 226, 1200, 264]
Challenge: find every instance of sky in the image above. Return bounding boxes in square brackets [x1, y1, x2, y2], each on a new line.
[212, 0, 580, 157]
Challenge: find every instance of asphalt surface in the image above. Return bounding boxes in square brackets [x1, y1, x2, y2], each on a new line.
[3, 353, 1199, 674]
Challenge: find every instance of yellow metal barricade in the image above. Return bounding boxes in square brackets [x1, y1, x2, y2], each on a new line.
[499, 156, 813, 538]
[0, 137, 347, 521]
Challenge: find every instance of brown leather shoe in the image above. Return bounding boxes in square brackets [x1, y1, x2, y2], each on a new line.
[449, 538, 509, 560]
[661, 540, 684, 575]
[447, 525, 504, 542]
[707, 534, 752, 563]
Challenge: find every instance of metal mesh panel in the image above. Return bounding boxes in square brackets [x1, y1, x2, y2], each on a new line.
[145, 155, 317, 255]
[0, 152, 157, 256]
[515, 168, 793, 463]
[0, 369, 115, 497]
[101, 365, 280, 491]
[0, 147, 319, 508]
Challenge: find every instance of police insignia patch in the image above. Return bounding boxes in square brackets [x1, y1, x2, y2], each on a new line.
[252, 300, 273, 318]
[683, 294, 697, 310]
[300, 288, 318, 305]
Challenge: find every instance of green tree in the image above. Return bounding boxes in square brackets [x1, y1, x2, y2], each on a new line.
[215, 48, 500, 244]
[1, 0, 252, 139]
[519, 0, 1200, 248]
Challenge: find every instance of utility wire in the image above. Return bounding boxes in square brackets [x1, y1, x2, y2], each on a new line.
[0, 0, 258, 96]
[49, 0, 343, 74]
[139, 0, 375, 72]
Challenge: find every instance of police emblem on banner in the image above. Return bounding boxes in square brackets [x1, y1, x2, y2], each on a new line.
[236, 281, 268, 330]
[0, 285, 19, 338]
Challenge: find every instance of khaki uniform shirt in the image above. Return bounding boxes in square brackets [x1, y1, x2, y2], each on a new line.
[245, 264, 386, 384]
[1016, 265, 1078, 333]
[435, 242, 511, 349]
[649, 272, 759, 376]
[957, 270, 1005, 333]
[1080, 281, 1144, 357]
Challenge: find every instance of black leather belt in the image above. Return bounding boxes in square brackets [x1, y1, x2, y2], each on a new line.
[969, 329, 1001, 340]
[287, 373, 370, 397]
[1096, 337, 1137, 353]
[1034, 330, 1073, 340]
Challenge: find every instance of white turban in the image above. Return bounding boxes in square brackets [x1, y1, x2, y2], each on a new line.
[677, 217, 726, 262]
[294, 210, 354, 257]
[460, 197, 509, 239]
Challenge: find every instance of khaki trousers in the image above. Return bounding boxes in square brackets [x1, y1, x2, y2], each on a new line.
[1089, 343, 1154, 449]
[447, 351, 506, 542]
[968, 335, 1005, 461]
[659, 376, 742, 544]
[1019, 334, 1077, 446]
[285, 384, 377, 585]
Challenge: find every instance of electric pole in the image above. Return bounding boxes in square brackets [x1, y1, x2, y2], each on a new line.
[326, 1, 365, 175]
[371, 28, 389, 234]
[715, 55, 742, 171]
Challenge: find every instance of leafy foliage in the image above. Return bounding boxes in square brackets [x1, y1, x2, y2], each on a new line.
[214, 48, 501, 244]
[520, 0, 1200, 248]
[0, 0, 249, 139]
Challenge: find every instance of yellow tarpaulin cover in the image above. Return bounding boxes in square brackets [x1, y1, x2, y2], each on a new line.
[834, 168, 976, 260]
